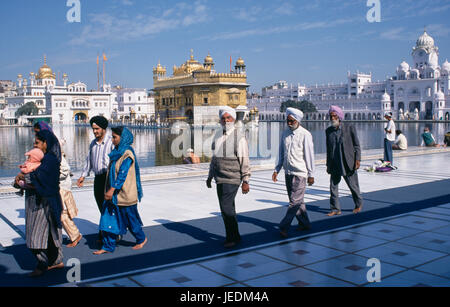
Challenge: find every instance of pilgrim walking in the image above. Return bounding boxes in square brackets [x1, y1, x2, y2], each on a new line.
[15, 130, 64, 277]
[94, 126, 147, 255]
[77, 116, 114, 242]
[273, 108, 315, 238]
[207, 106, 251, 248]
[326, 106, 363, 216]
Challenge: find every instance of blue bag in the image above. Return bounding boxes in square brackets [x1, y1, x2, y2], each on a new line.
[99, 201, 124, 235]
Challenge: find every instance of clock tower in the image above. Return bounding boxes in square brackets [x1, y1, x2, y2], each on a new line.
[412, 30, 439, 70]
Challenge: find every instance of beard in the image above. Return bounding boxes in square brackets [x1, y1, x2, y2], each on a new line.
[331, 119, 340, 128]
[288, 122, 299, 131]
[223, 122, 235, 132]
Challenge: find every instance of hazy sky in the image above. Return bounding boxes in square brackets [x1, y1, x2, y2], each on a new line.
[1, 0, 449, 93]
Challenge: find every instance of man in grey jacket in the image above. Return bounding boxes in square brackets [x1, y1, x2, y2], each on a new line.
[273, 108, 315, 238]
[207, 106, 250, 248]
[326, 105, 363, 216]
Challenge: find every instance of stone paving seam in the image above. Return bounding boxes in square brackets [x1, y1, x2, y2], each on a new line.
[195, 263, 247, 286]
[251, 248, 362, 286]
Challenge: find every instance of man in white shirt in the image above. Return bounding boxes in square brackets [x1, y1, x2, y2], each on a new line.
[383, 112, 396, 164]
[273, 108, 315, 238]
[393, 130, 408, 150]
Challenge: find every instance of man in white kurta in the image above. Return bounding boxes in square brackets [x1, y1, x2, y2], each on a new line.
[272, 108, 315, 238]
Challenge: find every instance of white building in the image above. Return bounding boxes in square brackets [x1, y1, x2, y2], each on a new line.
[111, 86, 155, 121]
[248, 31, 450, 121]
[5, 56, 114, 124]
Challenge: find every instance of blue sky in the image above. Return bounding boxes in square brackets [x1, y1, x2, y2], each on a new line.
[1, 0, 450, 93]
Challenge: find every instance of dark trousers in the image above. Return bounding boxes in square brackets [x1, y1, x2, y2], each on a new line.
[216, 183, 241, 243]
[94, 173, 107, 213]
[384, 138, 393, 164]
[330, 171, 363, 211]
[94, 173, 107, 240]
[279, 175, 311, 232]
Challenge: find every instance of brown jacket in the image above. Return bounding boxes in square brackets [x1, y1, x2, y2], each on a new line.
[106, 150, 138, 206]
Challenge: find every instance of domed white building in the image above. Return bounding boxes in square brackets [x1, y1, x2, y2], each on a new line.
[248, 30, 450, 121]
[392, 30, 449, 120]
[5, 56, 114, 124]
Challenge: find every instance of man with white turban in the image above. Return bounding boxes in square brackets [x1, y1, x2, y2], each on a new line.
[207, 106, 250, 248]
[383, 112, 396, 164]
[326, 106, 363, 216]
[273, 107, 315, 237]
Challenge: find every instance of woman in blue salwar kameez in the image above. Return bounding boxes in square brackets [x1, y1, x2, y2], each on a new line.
[94, 126, 147, 255]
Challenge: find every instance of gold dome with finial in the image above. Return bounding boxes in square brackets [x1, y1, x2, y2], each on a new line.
[236, 57, 245, 66]
[204, 53, 214, 64]
[37, 55, 55, 80]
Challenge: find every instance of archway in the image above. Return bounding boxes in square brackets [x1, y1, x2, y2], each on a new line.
[409, 101, 420, 113]
[74, 112, 87, 122]
[425, 101, 433, 120]
[185, 109, 193, 122]
[445, 112, 449, 121]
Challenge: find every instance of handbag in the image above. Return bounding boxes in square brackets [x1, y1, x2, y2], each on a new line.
[99, 200, 123, 235]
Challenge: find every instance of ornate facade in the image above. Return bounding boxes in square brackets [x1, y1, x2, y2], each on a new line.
[153, 51, 249, 125]
[5, 56, 114, 124]
[249, 31, 450, 121]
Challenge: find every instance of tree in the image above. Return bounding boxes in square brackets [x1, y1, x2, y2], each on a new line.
[15, 101, 39, 117]
[280, 100, 317, 113]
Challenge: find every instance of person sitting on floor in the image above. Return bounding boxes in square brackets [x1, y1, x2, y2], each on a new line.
[421, 127, 440, 148]
[393, 130, 408, 150]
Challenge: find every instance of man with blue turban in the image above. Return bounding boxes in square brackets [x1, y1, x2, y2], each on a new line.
[273, 107, 315, 237]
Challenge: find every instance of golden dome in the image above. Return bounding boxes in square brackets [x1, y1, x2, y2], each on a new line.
[153, 61, 167, 74]
[173, 50, 204, 76]
[204, 53, 214, 64]
[236, 57, 245, 66]
[37, 56, 55, 80]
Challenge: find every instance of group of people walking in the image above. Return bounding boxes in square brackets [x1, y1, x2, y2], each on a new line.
[14, 104, 367, 277]
[14, 117, 147, 277]
[207, 105, 364, 246]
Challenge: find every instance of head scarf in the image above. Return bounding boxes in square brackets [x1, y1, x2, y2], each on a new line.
[286, 107, 304, 123]
[329, 105, 344, 121]
[219, 106, 236, 120]
[90, 115, 109, 129]
[384, 112, 393, 118]
[108, 127, 143, 203]
[36, 130, 62, 163]
[32, 130, 63, 228]
[34, 121, 53, 132]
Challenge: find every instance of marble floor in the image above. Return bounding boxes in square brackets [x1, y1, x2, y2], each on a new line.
[1, 151, 449, 287]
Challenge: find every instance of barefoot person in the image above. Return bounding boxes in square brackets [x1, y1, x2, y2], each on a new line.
[326, 106, 363, 216]
[207, 106, 251, 248]
[77, 116, 114, 242]
[15, 130, 64, 277]
[60, 152, 82, 248]
[273, 108, 315, 238]
[94, 126, 147, 255]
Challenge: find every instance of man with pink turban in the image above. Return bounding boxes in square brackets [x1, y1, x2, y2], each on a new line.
[325, 106, 363, 216]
